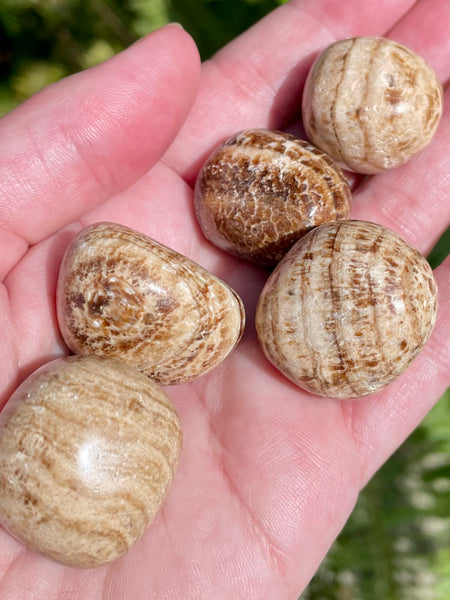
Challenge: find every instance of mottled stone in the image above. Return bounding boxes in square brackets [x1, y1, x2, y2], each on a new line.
[256, 221, 438, 399]
[194, 129, 351, 266]
[0, 355, 182, 568]
[57, 223, 245, 385]
[302, 37, 443, 173]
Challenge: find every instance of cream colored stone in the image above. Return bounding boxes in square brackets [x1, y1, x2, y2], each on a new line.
[302, 37, 443, 173]
[0, 355, 182, 568]
[256, 221, 438, 399]
[57, 222, 245, 385]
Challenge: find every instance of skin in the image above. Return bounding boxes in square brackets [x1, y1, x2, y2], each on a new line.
[0, 0, 448, 598]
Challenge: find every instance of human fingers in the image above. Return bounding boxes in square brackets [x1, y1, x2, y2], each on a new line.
[0, 24, 200, 280]
[387, 0, 449, 84]
[351, 0, 449, 256]
[164, 0, 417, 182]
[352, 90, 449, 256]
[344, 258, 450, 487]
[1, 160, 261, 400]
[10, 81, 446, 387]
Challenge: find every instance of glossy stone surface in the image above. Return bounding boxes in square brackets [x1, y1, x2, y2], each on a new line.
[0, 355, 182, 568]
[302, 37, 443, 174]
[57, 222, 245, 385]
[194, 129, 351, 266]
[256, 221, 438, 399]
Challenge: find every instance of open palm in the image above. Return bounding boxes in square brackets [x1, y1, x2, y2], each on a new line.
[0, 1, 449, 598]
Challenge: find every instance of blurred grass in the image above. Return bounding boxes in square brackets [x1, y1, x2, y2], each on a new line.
[0, 2, 448, 598]
[0, 0, 289, 114]
[428, 227, 450, 269]
[300, 391, 450, 600]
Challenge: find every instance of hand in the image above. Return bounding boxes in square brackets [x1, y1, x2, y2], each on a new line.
[0, 1, 448, 598]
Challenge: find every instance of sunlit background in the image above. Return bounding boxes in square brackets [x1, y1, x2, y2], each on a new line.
[0, 1, 448, 598]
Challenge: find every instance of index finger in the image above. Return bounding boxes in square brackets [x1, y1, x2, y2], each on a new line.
[0, 25, 200, 278]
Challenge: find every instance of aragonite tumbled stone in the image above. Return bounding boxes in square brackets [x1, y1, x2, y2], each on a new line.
[302, 37, 443, 174]
[194, 129, 351, 266]
[56, 222, 245, 385]
[0, 355, 182, 568]
[256, 220, 438, 399]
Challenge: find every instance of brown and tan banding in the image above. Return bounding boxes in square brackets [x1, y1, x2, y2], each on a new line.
[194, 129, 351, 266]
[302, 37, 443, 174]
[0, 355, 182, 568]
[255, 220, 438, 399]
[57, 223, 245, 385]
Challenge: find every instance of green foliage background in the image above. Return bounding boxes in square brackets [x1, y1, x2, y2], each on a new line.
[0, 2, 448, 599]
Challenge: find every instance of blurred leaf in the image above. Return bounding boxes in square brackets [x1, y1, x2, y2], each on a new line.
[80, 39, 117, 69]
[427, 227, 450, 268]
[0, 86, 18, 115]
[422, 465, 450, 482]
[12, 60, 67, 99]
[130, 0, 170, 36]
